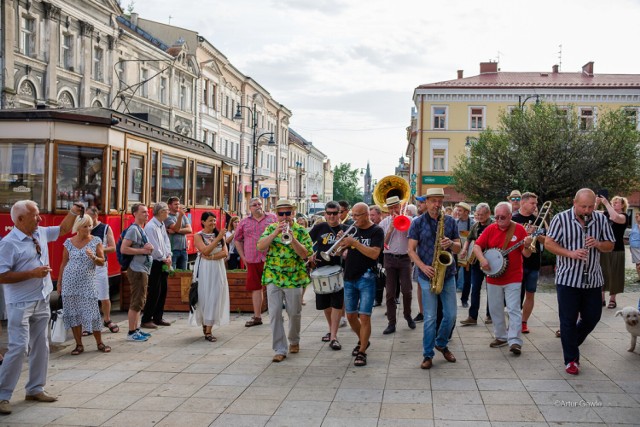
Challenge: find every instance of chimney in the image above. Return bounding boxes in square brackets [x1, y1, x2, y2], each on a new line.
[479, 61, 498, 74]
[457, 70, 464, 79]
[552, 64, 559, 74]
[131, 12, 138, 27]
[582, 61, 594, 77]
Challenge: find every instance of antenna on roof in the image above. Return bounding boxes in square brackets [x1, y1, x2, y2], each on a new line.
[168, 15, 173, 24]
[557, 44, 562, 71]
[496, 51, 502, 64]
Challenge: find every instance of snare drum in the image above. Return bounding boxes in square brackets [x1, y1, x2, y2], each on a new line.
[310, 265, 344, 294]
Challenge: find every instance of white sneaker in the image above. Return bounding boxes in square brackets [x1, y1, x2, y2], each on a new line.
[339, 317, 347, 328]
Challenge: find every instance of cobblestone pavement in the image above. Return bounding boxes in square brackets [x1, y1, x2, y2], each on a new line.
[2, 288, 640, 426]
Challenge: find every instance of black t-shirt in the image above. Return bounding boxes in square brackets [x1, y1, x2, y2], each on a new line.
[308, 222, 348, 268]
[605, 211, 628, 252]
[344, 224, 384, 281]
[512, 212, 541, 270]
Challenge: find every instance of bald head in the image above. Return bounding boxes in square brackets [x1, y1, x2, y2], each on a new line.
[573, 188, 596, 218]
[574, 188, 596, 203]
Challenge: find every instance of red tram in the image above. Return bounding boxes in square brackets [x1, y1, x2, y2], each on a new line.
[0, 108, 236, 282]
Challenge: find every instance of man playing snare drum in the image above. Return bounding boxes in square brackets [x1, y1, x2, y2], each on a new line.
[472, 202, 532, 356]
[309, 201, 348, 350]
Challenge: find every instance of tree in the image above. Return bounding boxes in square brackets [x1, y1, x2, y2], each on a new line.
[333, 163, 363, 206]
[452, 103, 640, 209]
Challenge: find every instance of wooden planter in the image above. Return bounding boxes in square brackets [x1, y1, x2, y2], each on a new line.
[119, 270, 192, 312]
[227, 270, 267, 313]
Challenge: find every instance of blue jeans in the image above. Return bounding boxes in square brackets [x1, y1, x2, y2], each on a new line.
[556, 284, 602, 365]
[469, 263, 490, 320]
[344, 270, 376, 316]
[419, 275, 457, 359]
[172, 249, 188, 270]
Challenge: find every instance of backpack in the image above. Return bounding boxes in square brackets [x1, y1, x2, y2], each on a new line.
[116, 224, 147, 271]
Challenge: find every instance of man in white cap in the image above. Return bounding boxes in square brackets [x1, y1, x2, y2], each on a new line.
[408, 188, 461, 369]
[380, 196, 415, 334]
[455, 202, 474, 308]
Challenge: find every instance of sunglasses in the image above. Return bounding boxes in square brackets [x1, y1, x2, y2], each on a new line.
[325, 211, 339, 216]
[510, 197, 521, 201]
[32, 237, 42, 258]
[277, 211, 292, 217]
[494, 215, 510, 220]
[339, 210, 347, 213]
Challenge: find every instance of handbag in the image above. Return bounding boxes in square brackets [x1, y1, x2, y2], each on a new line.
[189, 248, 202, 313]
[50, 309, 66, 343]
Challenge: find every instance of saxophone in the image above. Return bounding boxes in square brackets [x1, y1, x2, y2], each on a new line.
[430, 209, 454, 294]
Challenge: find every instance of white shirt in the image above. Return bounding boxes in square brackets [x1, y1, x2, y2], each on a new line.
[144, 217, 172, 262]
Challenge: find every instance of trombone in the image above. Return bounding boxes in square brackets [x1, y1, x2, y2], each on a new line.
[321, 224, 358, 261]
[528, 201, 551, 252]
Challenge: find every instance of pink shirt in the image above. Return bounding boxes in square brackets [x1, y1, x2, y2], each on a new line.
[234, 213, 277, 263]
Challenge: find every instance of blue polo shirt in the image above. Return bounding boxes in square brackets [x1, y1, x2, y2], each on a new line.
[0, 226, 59, 303]
[408, 213, 458, 281]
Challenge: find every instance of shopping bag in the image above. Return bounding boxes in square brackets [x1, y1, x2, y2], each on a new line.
[50, 309, 67, 343]
[188, 310, 200, 327]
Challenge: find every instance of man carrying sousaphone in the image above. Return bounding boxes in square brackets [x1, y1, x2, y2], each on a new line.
[308, 201, 349, 350]
[472, 202, 533, 356]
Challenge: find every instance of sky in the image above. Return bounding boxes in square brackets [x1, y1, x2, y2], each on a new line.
[131, 0, 640, 183]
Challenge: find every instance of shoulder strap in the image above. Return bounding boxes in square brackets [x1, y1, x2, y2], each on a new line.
[501, 222, 516, 250]
[134, 224, 148, 245]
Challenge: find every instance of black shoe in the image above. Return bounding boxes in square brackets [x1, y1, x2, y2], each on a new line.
[461, 302, 469, 308]
[395, 298, 400, 305]
[405, 315, 416, 330]
[383, 324, 396, 335]
[373, 301, 382, 307]
[413, 312, 424, 322]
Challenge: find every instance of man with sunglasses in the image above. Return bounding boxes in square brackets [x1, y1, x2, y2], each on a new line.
[508, 190, 522, 215]
[308, 201, 348, 350]
[257, 199, 313, 363]
[473, 202, 533, 356]
[0, 200, 82, 414]
[338, 200, 354, 226]
[235, 197, 277, 327]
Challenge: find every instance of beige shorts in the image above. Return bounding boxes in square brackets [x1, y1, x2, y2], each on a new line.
[127, 269, 148, 312]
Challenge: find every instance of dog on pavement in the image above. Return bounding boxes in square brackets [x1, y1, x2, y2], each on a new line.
[615, 306, 640, 352]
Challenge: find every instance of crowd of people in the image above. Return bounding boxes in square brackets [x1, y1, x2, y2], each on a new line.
[0, 187, 632, 414]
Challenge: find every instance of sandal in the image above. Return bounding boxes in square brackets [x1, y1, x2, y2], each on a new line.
[608, 301, 617, 309]
[329, 339, 342, 351]
[321, 333, 331, 342]
[555, 329, 561, 338]
[71, 345, 84, 356]
[103, 320, 119, 333]
[81, 331, 91, 336]
[354, 352, 367, 367]
[351, 341, 370, 357]
[97, 343, 111, 353]
[245, 317, 263, 327]
[204, 334, 217, 342]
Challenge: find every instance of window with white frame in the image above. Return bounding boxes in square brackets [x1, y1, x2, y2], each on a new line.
[180, 84, 187, 110]
[625, 108, 638, 129]
[211, 84, 217, 110]
[432, 106, 447, 129]
[203, 79, 209, 106]
[140, 68, 148, 97]
[579, 107, 595, 130]
[203, 129, 208, 144]
[93, 47, 103, 81]
[430, 139, 448, 172]
[470, 107, 484, 130]
[159, 77, 167, 103]
[61, 33, 73, 70]
[20, 16, 36, 57]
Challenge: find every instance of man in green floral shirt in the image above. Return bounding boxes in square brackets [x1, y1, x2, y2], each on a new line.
[257, 199, 313, 363]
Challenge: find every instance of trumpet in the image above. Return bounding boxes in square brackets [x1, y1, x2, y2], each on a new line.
[321, 224, 358, 261]
[281, 223, 293, 245]
[528, 201, 552, 252]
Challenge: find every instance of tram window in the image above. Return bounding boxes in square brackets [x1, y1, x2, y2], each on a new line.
[0, 142, 45, 211]
[150, 151, 158, 203]
[196, 163, 214, 206]
[127, 154, 144, 203]
[109, 150, 119, 211]
[188, 160, 195, 206]
[161, 154, 185, 202]
[56, 145, 103, 210]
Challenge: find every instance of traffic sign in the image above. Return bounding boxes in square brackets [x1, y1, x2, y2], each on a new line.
[410, 188, 417, 195]
[259, 187, 270, 199]
[311, 194, 319, 203]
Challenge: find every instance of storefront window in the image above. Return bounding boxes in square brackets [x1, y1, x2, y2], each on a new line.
[0, 142, 45, 211]
[196, 163, 214, 206]
[127, 154, 144, 204]
[56, 145, 103, 210]
[161, 154, 185, 202]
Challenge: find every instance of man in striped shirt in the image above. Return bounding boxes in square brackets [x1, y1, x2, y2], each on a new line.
[545, 188, 615, 375]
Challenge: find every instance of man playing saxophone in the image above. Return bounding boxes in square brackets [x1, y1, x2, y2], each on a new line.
[408, 188, 461, 370]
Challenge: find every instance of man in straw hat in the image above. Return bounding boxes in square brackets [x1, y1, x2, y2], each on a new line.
[380, 196, 415, 334]
[408, 188, 461, 370]
[508, 190, 522, 215]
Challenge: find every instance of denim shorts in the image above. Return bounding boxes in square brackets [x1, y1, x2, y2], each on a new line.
[522, 268, 539, 293]
[344, 270, 376, 315]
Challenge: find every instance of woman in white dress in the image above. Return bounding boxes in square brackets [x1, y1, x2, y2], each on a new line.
[194, 212, 230, 342]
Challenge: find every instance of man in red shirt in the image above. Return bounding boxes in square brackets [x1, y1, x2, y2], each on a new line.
[473, 202, 532, 355]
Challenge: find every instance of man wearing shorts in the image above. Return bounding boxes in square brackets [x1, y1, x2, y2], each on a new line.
[120, 204, 154, 342]
[340, 203, 384, 367]
[309, 201, 348, 350]
[235, 197, 276, 326]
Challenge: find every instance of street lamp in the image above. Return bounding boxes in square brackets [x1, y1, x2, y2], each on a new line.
[233, 105, 275, 198]
[518, 94, 540, 110]
[295, 160, 303, 209]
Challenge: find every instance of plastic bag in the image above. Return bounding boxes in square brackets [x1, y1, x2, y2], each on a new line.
[50, 310, 66, 343]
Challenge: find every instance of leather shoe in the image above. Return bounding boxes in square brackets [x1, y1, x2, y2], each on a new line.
[420, 357, 432, 369]
[460, 317, 477, 326]
[154, 319, 171, 326]
[289, 344, 299, 354]
[272, 354, 286, 363]
[405, 315, 416, 330]
[0, 400, 11, 414]
[489, 339, 508, 348]
[435, 346, 456, 363]
[510, 344, 522, 355]
[485, 317, 493, 324]
[25, 391, 58, 402]
[383, 324, 396, 335]
[141, 322, 158, 329]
